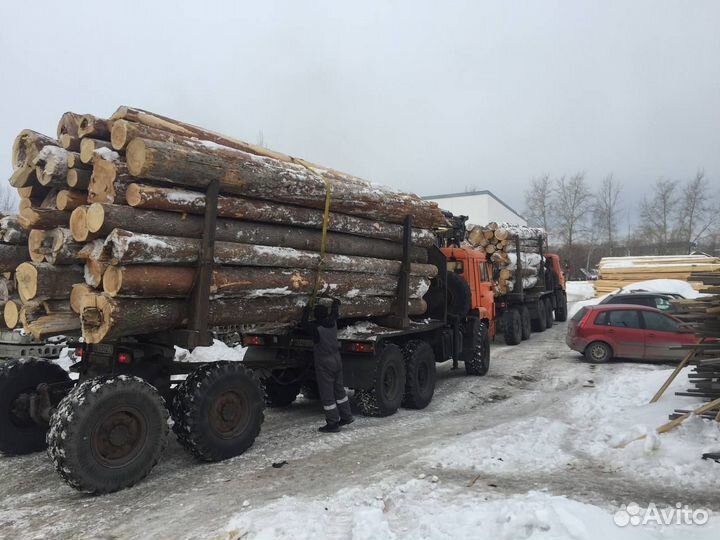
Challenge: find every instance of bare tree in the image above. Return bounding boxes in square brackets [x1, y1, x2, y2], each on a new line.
[523, 175, 552, 235]
[553, 173, 592, 249]
[676, 170, 716, 252]
[0, 183, 18, 215]
[639, 179, 677, 254]
[593, 174, 622, 247]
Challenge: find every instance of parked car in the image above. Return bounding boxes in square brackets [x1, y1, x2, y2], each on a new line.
[566, 304, 697, 362]
[599, 291, 681, 313]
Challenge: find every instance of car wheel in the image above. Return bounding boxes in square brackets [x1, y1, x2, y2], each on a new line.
[584, 341, 612, 363]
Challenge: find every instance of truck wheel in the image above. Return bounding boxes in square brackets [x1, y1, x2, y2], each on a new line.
[262, 369, 302, 407]
[531, 301, 547, 332]
[401, 340, 436, 409]
[47, 376, 169, 493]
[464, 319, 490, 376]
[301, 380, 320, 400]
[172, 362, 264, 462]
[503, 309, 522, 345]
[446, 272, 472, 318]
[544, 298, 554, 329]
[356, 344, 406, 417]
[520, 306, 532, 340]
[584, 341, 612, 363]
[554, 291, 568, 322]
[0, 358, 69, 455]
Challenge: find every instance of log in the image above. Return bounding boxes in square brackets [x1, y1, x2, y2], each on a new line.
[19, 198, 37, 211]
[111, 118, 204, 150]
[0, 215, 29, 244]
[45, 227, 83, 264]
[9, 165, 38, 188]
[60, 134, 81, 152]
[83, 203, 428, 262]
[77, 114, 111, 140]
[18, 208, 69, 230]
[69, 206, 94, 242]
[33, 146, 69, 187]
[56, 190, 87, 211]
[40, 188, 59, 209]
[71, 283, 96, 313]
[103, 230, 438, 277]
[28, 229, 49, 263]
[15, 262, 83, 302]
[25, 312, 81, 339]
[125, 138, 445, 228]
[67, 168, 92, 190]
[0, 277, 15, 303]
[494, 228, 508, 241]
[103, 265, 430, 299]
[12, 130, 58, 169]
[84, 259, 106, 287]
[125, 184, 435, 246]
[0, 244, 30, 272]
[80, 138, 115, 164]
[4, 299, 20, 328]
[88, 159, 128, 203]
[81, 293, 427, 343]
[17, 185, 50, 199]
[57, 112, 83, 139]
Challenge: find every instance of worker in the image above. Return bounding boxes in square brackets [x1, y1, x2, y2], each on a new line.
[301, 298, 354, 432]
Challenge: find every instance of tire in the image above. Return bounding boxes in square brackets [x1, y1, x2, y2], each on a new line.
[356, 344, 406, 417]
[544, 298, 554, 329]
[172, 362, 265, 462]
[555, 291, 568, 322]
[402, 340, 436, 409]
[301, 380, 320, 400]
[503, 309, 522, 345]
[0, 358, 69, 455]
[463, 319, 490, 376]
[584, 341, 613, 363]
[262, 370, 302, 407]
[531, 301, 547, 333]
[446, 272, 472, 318]
[47, 376, 169, 494]
[520, 305, 532, 340]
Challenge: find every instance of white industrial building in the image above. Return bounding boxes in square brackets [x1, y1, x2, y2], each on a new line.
[423, 190, 527, 227]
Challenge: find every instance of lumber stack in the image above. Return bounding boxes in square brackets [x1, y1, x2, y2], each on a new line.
[669, 295, 720, 420]
[4, 107, 446, 342]
[594, 255, 720, 296]
[465, 222, 546, 295]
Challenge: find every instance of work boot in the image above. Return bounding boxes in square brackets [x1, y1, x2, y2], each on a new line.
[318, 422, 340, 433]
[339, 416, 355, 426]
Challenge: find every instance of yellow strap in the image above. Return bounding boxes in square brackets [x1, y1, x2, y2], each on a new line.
[294, 159, 332, 309]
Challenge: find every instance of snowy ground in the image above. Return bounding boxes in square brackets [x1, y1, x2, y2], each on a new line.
[1, 314, 720, 539]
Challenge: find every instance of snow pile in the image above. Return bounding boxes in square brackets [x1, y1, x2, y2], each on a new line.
[566, 281, 596, 302]
[568, 278, 703, 318]
[175, 339, 247, 363]
[221, 480, 719, 540]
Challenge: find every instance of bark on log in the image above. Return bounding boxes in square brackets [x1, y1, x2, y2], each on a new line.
[102, 265, 429, 299]
[83, 203, 428, 262]
[9, 165, 38, 188]
[103, 229, 438, 277]
[125, 184, 435, 246]
[125, 138, 445, 228]
[0, 215, 29, 244]
[18, 208, 69, 230]
[12, 130, 58, 169]
[24, 312, 81, 339]
[15, 262, 83, 302]
[57, 112, 83, 139]
[33, 146, 69, 187]
[60, 134, 81, 152]
[0, 277, 15, 303]
[67, 168, 92, 189]
[80, 138, 115, 164]
[0, 244, 29, 272]
[77, 114, 111, 140]
[17, 185, 50, 199]
[81, 293, 427, 343]
[56, 190, 87, 211]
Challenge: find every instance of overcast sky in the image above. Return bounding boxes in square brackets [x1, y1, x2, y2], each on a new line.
[1, 0, 718, 223]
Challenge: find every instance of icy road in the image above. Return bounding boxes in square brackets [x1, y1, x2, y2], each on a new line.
[1, 318, 720, 539]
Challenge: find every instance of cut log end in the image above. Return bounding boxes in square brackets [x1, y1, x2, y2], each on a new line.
[124, 182, 141, 207]
[110, 119, 129, 150]
[125, 138, 146, 176]
[70, 206, 89, 242]
[102, 265, 122, 296]
[15, 262, 38, 302]
[4, 300, 20, 328]
[86, 203, 105, 233]
[71, 283, 96, 313]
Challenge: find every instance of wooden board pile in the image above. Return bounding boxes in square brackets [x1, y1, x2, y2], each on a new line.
[668, 295, 720, 420]
[4, 107, 446, 342]
[465, 222, 546, 295]
[594, 255, 720, 296]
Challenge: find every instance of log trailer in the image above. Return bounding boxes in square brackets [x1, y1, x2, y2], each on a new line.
[0, 183, 491, 494]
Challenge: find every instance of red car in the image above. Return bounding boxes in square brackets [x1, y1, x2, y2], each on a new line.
[566, 304, 697, 362]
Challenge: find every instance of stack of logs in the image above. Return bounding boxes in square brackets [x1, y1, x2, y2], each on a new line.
[0, 215, 28, 328]
[465, 222, 546, 295]
[4, 107, 446, 342]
